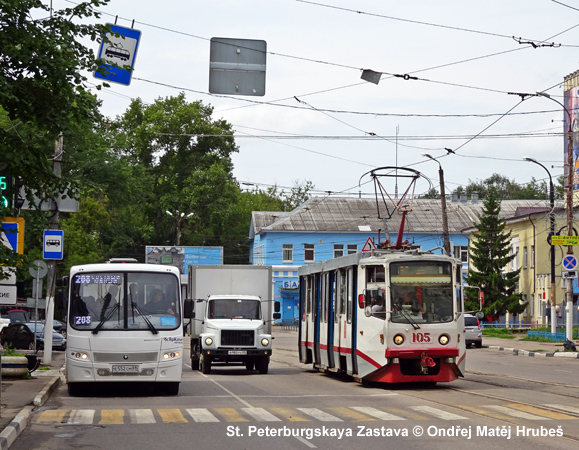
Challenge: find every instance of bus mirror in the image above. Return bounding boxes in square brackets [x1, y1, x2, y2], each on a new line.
[274, 301, 281, 313]
[56, 276, 69, 287]
[55, 289, 67, 310]
[184, 298, 195, 318]
[364, 305, 372, 317]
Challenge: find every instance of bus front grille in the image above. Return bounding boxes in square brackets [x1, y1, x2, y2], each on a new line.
[93, 352, 158, 363]
[221, 330, 254, 346]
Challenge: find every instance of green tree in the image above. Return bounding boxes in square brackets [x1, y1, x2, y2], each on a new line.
[1, 0, 111, 272]
[463, 189, 526, 320]
[451, 173, 563, 200]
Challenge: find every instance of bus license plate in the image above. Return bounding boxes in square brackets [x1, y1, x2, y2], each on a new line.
[112, 364, 139, 374]
[228, 350, 247, 355]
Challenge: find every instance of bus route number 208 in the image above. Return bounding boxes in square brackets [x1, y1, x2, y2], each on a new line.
[75, 316, 92, 325]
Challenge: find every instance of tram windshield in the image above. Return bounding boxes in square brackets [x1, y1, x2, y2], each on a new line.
[389, 261, 454, 324]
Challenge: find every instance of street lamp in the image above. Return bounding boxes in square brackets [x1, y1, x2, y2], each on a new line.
[166, 210, 194, 246]
[422, 153, 451, 256]
[523, 157, 556, 334]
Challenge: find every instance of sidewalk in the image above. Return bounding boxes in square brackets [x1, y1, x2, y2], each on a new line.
[483, 334, 579, 358]
[0, 351, 64, 450]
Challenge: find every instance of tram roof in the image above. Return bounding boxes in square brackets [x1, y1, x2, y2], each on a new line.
[250, 197, 556, 237]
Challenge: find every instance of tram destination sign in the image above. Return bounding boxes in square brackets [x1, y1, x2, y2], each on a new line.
[550, 235, 579, 246]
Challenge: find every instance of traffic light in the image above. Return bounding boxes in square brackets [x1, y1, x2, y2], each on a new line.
[0, 171, 12, 209]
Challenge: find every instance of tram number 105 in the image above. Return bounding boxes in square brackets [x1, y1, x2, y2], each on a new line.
[412, 332, 431, 343]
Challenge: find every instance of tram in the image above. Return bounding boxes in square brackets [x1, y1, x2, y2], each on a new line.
[298, 248, 466, 384]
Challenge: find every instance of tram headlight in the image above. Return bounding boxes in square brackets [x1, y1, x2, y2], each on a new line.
[204, 337, 213, 346]
[393, 334, 405, 345]
[439, 334, 450, 345]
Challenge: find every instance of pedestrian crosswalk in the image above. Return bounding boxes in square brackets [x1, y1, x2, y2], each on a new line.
[32, 403, 579, 425]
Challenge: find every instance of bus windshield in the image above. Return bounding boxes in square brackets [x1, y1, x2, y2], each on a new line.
[69, 271, 181, 331]
[389, 261, 454, 324]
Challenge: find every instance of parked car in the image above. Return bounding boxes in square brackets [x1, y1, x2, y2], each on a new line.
[42, 319, 67, 337]
[0, 322, 67, 351]
[464, 314, 482, 348]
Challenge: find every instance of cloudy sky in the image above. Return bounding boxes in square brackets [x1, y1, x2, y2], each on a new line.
[52, 0, 579, 199]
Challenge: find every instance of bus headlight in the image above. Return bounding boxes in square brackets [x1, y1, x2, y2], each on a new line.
[71, 352, 89, 361]
[204, 337, 213, 346]
[393, 334, 405, 345]
[439, 334, 450, 345]
[261, 338, 269, 346]
[163, 351, 181, 360]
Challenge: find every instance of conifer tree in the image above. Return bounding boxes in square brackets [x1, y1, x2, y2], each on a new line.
[464, 189, 526, 320]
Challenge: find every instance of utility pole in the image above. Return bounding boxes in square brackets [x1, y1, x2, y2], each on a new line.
[43, 133, 62, 365]
[422, 153, 451, 256]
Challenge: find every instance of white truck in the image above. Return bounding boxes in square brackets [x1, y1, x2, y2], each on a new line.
[185, 265, 279, 375]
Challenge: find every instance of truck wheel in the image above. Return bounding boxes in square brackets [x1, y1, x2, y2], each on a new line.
[191, 358, 200, 371]
[201, 356, 212, 374]
[245, 360, 255, 371]
[256, 357, 269, 374]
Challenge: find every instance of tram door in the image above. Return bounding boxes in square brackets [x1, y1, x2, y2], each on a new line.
[299, 274, 314, 364]
[319, 272, 330, 368]
[333, 268, 353, 372]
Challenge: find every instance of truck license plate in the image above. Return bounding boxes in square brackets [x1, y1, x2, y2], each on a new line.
[228, 350, 247, 355]
[112, 364, 139, 374]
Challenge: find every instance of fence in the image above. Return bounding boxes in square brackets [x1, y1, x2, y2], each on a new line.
[280, 318, 299, 331]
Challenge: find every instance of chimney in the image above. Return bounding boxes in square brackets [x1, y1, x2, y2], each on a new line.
[451, 193, 458, 203]
[472, 192, 479, 203]
[460, 194, 467, 203]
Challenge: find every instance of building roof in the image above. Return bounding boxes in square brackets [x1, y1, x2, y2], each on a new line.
[250, 197, 560, 237]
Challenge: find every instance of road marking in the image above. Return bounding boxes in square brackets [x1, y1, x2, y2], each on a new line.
[507, 404, 576, 420]
[37, 409, 68, 423]
[215, 408, 250, 422]
[69, 410, 95, 425]
[350, 406, 405, 421]
[186, 408, 220, 422]
[327, 407, 376, 421]
[99, 409, 124, 425]
[458, 405, 514, 421]
[410, 406, 467, 420]
[544, 404, 579, 415]
[242, 407, 282, 422]
[486, 405, 550, 420]
[297, 408, 343, 422]
[158, 409, 188, 423]
[270, 407, 310, 421]
[129, 409, 156, 424]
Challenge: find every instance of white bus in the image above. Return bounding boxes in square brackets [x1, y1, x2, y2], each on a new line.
[64, 262, 184, 396]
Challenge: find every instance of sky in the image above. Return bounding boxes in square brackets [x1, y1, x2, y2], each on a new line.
[50, 0, 579, 200]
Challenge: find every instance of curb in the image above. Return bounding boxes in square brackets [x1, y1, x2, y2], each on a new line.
[0, 376, 61, 450]
[489, 345, 579, 358]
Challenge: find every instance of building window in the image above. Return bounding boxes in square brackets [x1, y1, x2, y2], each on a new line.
[334, 244, 344, 258]
[347, 244, 357, 254]
[453, 245, 468, 263]
[531, 245, 535, 268]
[282, 244, 293, 263]
[523, 246, 528, 269]
[304, 244, 315, 262]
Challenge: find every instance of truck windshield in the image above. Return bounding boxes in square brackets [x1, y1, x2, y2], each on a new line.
[69, 271, 181, 331]
[208, 299, 261, 320]
[389, 261, 454, 324]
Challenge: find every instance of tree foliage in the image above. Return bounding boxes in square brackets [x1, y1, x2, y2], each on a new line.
[463, 189, 526, 320]
[452, 173, 563, 201]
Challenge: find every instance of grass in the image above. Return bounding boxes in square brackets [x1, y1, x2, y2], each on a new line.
[481, 328, 518, 339]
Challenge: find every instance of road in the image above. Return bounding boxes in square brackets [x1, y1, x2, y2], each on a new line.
[10, 330, 579, 450]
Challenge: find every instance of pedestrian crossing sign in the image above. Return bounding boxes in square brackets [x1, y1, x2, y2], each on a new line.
[1, 217, 24, 254]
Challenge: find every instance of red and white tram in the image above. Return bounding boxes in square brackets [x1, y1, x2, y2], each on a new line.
[298, 249, 466, 384]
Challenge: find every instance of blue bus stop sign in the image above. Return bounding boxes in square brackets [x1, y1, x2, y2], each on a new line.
[94, 24, 141, 86]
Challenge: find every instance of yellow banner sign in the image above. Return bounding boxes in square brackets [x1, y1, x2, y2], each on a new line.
[551, 236, 579, 246]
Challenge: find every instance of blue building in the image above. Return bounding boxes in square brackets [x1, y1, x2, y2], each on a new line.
[249, 196, 541, 323]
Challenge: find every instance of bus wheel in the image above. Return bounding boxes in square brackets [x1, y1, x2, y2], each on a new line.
[201, 356, 212, 374]
[165, 382, 179, 395]
[256, 357, 269, 374]
[67, 382, 82, 396]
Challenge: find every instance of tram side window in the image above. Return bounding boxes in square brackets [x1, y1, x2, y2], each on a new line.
[338, 269, 347, 317]
[366, 265, 385, 283]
